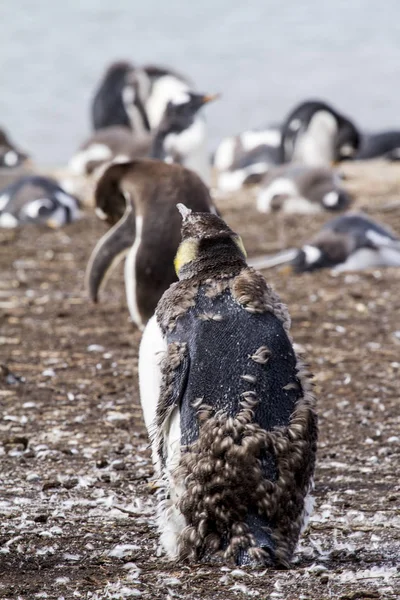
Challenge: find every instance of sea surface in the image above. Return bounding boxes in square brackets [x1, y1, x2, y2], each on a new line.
[1, 0, 400, 165]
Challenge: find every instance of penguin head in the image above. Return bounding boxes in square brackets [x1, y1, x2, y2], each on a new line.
[0, 128, 29, 168]
[292, 231, 351, 272]
[160, 92, 219, 134]
[174, 203, 247, 279]
[304, 169, 352, 211]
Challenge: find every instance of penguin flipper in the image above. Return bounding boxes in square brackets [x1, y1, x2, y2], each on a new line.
[85, 205, 135, 302]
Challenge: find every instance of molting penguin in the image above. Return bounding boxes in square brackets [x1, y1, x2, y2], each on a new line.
[257, 165, 351, 214]
[139, 205, 318, 566]
[85, 160, 216, 329]
[213, 126, 282, 192]
[0, 176, 80, 228]
[291, 213, 400, 273]
[280, 100, 360, 166]
[0, 127, 30, 168]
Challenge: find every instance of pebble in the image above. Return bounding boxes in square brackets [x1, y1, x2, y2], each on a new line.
[111, 459, 126, 471]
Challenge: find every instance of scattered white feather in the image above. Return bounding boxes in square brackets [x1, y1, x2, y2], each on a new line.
[108, 543, 140, 558]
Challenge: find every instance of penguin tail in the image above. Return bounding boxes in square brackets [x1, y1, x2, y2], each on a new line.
[85, 205, 135, 302]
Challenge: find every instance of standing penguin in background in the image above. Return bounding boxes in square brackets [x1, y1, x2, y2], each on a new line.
[85, 160, 216, 329]
[280, 100, 360, 166]
[139, 206, 318, 566]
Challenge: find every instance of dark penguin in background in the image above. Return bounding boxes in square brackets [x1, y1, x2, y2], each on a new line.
[279, 100, 360, 165]
[139, 206, 318, 566]
[91, 61, 150, 133]
[291, 213, 400, 273]
[0, 127, 30, 168]
[85, 160, 216, 329]
[0, 176, 80, 228]
[256, 165, 351, 214]
[91, 61, 191, 135]
[356, 130, 400, 160]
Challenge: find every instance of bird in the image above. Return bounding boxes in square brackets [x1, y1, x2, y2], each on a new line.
[90, 60, 191, 135]
[71, 92, 218, 186]
[291, 213, 400, 273]
[85, 160, 217, 329]
[213, 125, 282, 192]
[0, 127, 30, 169]
[279, 100, 360, 166]
[356, 130, 400, 160]
[256, 165, 351, 214]
[0, 175, 80, 228]
[138, 204, 318, 566]
[68, 125, 151, 177]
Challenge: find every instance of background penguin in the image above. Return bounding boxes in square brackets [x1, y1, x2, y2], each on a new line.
[291, 213, 400, 273]
[0, 175, 80, 228]
[0, 127, 30, 168]
[71, 91, 218, 188]
[213, 125, 282, 192]
[356, 130, 400, 160]
[150, 91, 218, 185]
[85, 160, 216, 329]
[279, 100, 360, 165]
[68, 125, 151, 177]
[91, 60, 191, 135]
[139, 205, 318, 566]
[256, 165, 352, 214]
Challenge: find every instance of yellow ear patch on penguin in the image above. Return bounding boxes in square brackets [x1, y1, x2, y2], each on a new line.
[174, 239, 199, 275]
[233, 235, 247, 258]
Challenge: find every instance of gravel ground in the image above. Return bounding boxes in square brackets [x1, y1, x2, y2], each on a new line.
[0, 162, 399, 599]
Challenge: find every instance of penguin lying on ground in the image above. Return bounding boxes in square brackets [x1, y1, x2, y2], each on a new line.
[85, 160, 216, 329]
[212, 126, 282, 192]
[256, 165, 351, 214]
[91, 60, 191, 135]
[71, 92, 218, 185]
[291, 213, 400, 273]
[0, 175, 80, 228]
[139, 205, 318, 566]
[279, 100, 360, 165]
[0, 127, 30, 168]
[68, 126, 151, 177]
[356, 130, 400, 160]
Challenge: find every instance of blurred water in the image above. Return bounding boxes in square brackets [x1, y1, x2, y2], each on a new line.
[1, 0, 400, 165]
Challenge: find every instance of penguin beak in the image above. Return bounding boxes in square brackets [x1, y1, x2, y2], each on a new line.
[200, 93, 220, 105]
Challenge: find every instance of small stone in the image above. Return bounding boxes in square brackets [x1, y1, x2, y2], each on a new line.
[42, 480, 61, 491]
[96, 458, 108, 469]
[111, 459, 126, 471]
[34, 513, 49, 523]
[63, 476, 78, 490]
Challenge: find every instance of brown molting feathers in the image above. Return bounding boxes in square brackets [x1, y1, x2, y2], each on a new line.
[231, 267, 291, 333]
[176, 363, 317, 565]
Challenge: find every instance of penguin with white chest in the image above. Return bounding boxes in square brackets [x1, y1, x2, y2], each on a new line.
[86, 160, 216, 329]
[280, 100, 360, 166]
[139, 206, 318, 566]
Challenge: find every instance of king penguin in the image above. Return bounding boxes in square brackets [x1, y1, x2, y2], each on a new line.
[138, 205, 318, 566]
[85, 160, 217, 329]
